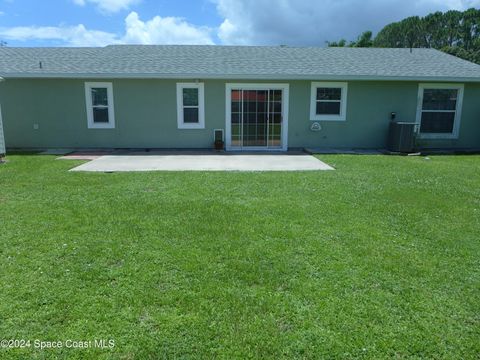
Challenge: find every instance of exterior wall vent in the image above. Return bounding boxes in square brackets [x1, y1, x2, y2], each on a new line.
[214, 129, 224, 142]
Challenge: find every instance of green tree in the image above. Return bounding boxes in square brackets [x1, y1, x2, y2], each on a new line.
[327, 39, 347, 47]
[352, 31, 374, 47]
[457, 8, 480, 50]
[422, 12, 445, 48]
[373, 22, 404, 47]
[404, 16, 425, 48]
[374, 16, 425, 48]
[327, 8, 480, 64]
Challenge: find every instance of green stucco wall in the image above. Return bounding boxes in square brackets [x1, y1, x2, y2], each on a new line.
[0, 78, 479, 150]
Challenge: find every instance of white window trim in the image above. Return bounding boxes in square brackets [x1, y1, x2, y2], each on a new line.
[176, 83, 205, 129]
[310, 82, 348, 121]
[85, 82, 115, 129]
[415, 83, 464, 140]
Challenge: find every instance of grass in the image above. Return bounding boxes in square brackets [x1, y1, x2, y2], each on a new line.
[0, 154, 479, 359]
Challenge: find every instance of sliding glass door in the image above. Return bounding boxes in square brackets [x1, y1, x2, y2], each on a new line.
[230, 89, 283, 149]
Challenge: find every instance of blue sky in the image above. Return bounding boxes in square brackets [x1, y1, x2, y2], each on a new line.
[0, 1, 220, 31]
[0, 0, 479, 47]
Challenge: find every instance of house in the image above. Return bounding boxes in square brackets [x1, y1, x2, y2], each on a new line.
[0, 45, 479, 152]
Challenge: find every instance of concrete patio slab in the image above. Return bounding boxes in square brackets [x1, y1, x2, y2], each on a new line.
[70, 154, 334, 172]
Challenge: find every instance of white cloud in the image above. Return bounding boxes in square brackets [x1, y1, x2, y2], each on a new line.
[72, 0, 140, 14]
[0, 24, 118, 46]
[123, 12, 214, 45]
[214, 0, 480, 46]
[0, 11, 214, 46]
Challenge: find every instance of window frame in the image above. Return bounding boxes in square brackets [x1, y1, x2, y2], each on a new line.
[176, 82, 205, 129]
[416, 83, 464, 139]
[84, 82, 115, 129]
[310, 82, 348, 121]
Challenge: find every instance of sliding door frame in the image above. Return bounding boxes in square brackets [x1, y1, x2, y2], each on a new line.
[225, 83, 289, 151]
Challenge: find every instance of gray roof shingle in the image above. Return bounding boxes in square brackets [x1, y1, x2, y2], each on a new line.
[1, 45, 480, 81]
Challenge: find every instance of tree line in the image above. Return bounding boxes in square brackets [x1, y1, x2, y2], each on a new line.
[327, 8, 480, 64]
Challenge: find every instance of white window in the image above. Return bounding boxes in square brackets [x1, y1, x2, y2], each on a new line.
[416, 83, 464, 139]
[310, 82, 348, 121]
[176, 83, 205, 129]
[85, 82, 115, 129]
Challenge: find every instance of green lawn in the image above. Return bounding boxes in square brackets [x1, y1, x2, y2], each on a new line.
[0, 154, 479, 359]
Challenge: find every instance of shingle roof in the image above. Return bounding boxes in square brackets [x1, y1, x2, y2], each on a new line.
[1, 45, 480, 81]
